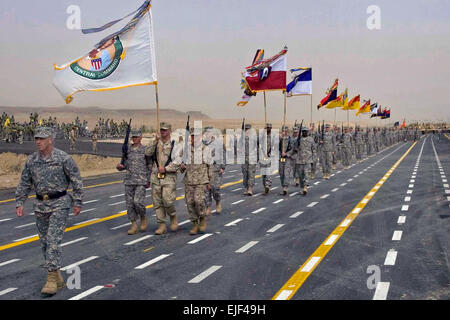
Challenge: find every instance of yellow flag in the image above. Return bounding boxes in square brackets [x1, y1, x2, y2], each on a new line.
[4, 118, 10, 128]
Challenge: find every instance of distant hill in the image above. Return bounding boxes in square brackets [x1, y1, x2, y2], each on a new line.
[0, 106, 210, 130]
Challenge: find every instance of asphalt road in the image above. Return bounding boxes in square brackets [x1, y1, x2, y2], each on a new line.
[0, 134, 448, 300]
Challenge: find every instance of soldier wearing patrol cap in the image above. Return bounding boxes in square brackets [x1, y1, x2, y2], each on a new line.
[203, 126, 225, 215]
[293, 126, 316, 195]
[116, 128, 152, 235]
[260, 123, 273, 194]
[320, 123, 336, 179]
[291, 125, 301, 186]
[279, 125, 294, 195]
[241, 123, 256, 196]
[15, 126, 83, 297]
[69, 126, 77, 151]
[146, 122, 181, 235]
[342, 126, 353, 169]
[181, 127, 213, 234]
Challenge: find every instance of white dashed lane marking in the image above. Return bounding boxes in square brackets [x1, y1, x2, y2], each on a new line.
[188, 265, 222, 283]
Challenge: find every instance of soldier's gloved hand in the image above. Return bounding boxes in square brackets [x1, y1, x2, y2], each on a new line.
[219, 168, 224, 175]
[205, 184, 211, 191]
[16, 206, 24, 217]
[180, 163, 186, 171]
[158, 166, 166, 174]
[73, 206, 82, 216]
[145, 182, 150, 189]
[116, 163, 125, 171]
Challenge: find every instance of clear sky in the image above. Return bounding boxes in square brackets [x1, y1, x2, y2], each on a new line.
[0, 0, 449, 123]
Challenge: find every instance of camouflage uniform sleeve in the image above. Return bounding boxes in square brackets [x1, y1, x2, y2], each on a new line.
[15, 157, 33, 208]
[63, 155, 83, 207]
[165, 145, 182, 173]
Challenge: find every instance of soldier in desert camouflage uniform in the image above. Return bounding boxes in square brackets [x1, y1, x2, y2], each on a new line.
[319, 124, 336, 179]
[116, 129, 152, 235]
[182, 127, 213, 235]
[15, 126, 83, 297]
[241, 123, 256, 196]
[146, 122, 182, 235]
[69, 126, 77, 151]
[203, 126, 225, 215]
[260, 123, 274, 194]
[292, 126, 316, 195]
[342, 127, 353, 169]
[279, 125, 293, 195]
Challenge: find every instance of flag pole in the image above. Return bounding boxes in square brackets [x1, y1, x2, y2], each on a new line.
[264, 91, 267, 124]
[310, 94, 313, 124]
[283, 90, 287, 128]
[155, 83, 160, 132]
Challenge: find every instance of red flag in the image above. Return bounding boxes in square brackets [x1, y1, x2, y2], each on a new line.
[244, 49, 287, 92]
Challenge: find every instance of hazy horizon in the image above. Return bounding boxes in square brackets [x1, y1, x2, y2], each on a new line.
[1, 0, 449, 123]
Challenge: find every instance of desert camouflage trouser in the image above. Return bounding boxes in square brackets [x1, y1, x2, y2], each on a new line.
[125, 184, 146, 222]
[186, 184, 208, 222]
[206, 171, 222, 207]
[294, 164, 310, 188]
[279, 160, 292, 188]
[35, 208, 70, 272]
[241, 164, 256, 189]
[151, 183, 177, 224]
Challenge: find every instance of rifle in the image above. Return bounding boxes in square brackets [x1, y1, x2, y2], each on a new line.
[341, 122, 344, 143]
[120, 118, 132, 166]
[181, 115, 190, 165]
[296, 119, 304, 148]
[321, 120, 325, 142]
[294, 119, 297, 128]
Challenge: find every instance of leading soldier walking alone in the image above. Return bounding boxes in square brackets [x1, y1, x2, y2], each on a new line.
[15, 127, 83, 297]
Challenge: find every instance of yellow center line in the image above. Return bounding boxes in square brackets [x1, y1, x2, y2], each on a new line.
[0, 173, 260, 252]
[272, 141, 418, 300]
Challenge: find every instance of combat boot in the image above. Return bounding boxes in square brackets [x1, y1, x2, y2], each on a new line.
[56, 270, 65, 290]
[127, 221, 139, 235]
[205, 206, 212, 216]
[295, 177, 300, 186]
[215, 200, 222, 214]
[280, 187, 288, 195]
[302, 186, 308, 195]
[154, 223, 167, 235]
[189, 222, 199, 235]
[247, 187, 253, 196]
[169, 215, 178, 231]
[264, 186, 270, 194]
[140, 215, 148, 232]
[198, 217, 207, 233]
[41, 271, 58, 296]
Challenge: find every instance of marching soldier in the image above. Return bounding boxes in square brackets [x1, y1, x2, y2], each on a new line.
[320, 124, 335, 179]
[146, 122, 181, 235]
[310, 123, 320, 179]
[294, 126, 316, 195]
[203, 126, 225, 215]
[355, 126, 365, 162]
[291, 126, 301, 186]
[342, 126, 353, 169]
[241, 123, 256, 196]
[92, 127, 98, 153]
[279, 125, 293, 195]
[260, 123, 273, 194]
[15, 127, 83, 297]
[69, 126, 77, 151]
[181, 127, 213, 235]
[116, 129, 152, 235]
